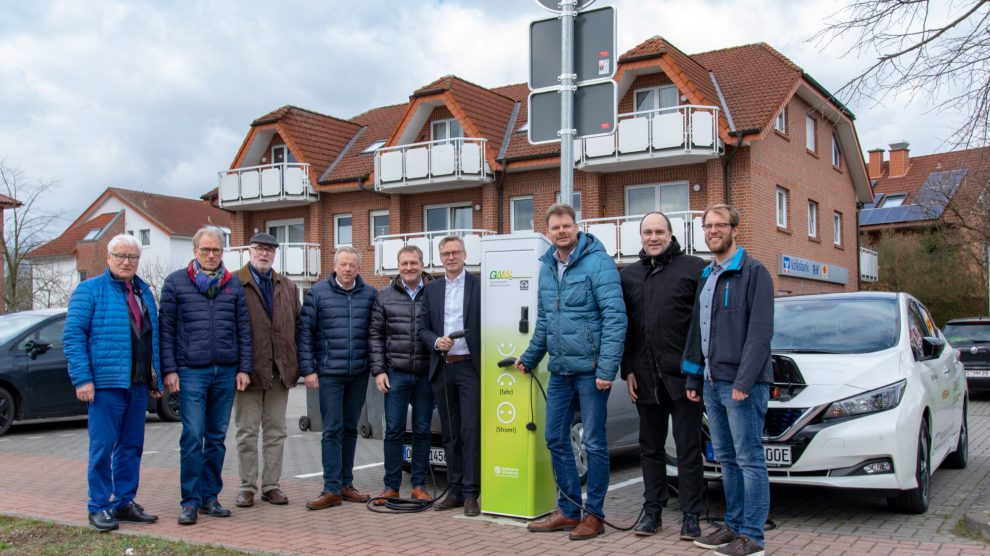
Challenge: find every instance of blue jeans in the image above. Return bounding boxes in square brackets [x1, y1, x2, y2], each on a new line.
[87, 384, 148, 513]
[704, 380, 770, 546]
[383, 370, 433, 491]
[318, 372, 370, 494]
[545, 373, 610, 520]
[178, 365, 237, 508]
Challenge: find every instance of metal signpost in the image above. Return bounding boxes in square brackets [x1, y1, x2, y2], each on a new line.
[528, 0, 616, 204]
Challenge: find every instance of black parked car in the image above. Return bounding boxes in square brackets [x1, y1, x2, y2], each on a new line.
[0, 308, 179, 436]
[943, 316, 990, 390]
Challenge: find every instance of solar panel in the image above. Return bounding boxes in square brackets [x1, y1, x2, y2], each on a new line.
[859, 169, 966, 226]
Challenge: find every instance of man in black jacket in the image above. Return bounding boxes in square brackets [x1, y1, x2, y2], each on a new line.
[620, 212, 706, 540]
[369, 245, 434, 504]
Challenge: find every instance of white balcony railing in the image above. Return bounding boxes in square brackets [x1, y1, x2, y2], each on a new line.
[577, 106, 722, 171]
[374, 138, 493, 193]
[218, 163, 316, 210]
[374, 229, 497, 275]
[578, 211, 710, 263]
[859, 247, 879, 283]
[223, 242, 321, 281]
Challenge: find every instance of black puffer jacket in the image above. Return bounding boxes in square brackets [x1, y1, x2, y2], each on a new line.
[620, 237, 706, 403]
[368, 274, 433, 376]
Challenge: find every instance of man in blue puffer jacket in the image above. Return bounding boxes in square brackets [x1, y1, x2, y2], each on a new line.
[297, 246, 377, 510]
[159, 227, 253, 526]
[65, 234, 165, 532]
[517, 203, 626, 541]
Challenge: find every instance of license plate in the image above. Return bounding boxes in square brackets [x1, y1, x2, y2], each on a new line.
[966, 369, 990, 378]
[403, 445, 446, 467]
[705, 442, 792, 467]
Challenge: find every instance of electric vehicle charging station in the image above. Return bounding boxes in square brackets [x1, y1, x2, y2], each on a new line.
[479, 232, 555, 518]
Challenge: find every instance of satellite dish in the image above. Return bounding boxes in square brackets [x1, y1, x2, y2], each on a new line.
[533, 0, 597, 13]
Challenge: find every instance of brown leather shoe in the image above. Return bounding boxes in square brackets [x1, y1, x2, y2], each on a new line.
[235, 490, 254, 508]
[527, 510, 581, 532]
[410, 487, 432, 501]
[305, 491, 342, 510]
[464, 497, 480, 516]
[373, 488, 399, 507]
[569, 515, 604, 541]
[340, 485, 370, 503]
[433, 494, 464, 511]
[261, 488, 288, 505]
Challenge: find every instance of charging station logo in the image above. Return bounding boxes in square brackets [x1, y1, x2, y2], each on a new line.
[496, 402, 517, 424]
[496, 342, 516, 357]
[489, 270, 513, 280]
[497, 373, 516, 389]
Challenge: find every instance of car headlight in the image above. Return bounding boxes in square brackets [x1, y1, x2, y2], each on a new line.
[822, 380, 906, 420]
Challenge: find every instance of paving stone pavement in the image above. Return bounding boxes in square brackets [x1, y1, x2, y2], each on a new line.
[1, 388, 988, 555]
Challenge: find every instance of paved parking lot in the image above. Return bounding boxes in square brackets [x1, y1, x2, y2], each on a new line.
[1, 387, 988, 555]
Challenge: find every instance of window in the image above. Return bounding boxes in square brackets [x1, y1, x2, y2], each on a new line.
[879, 194, 906, 208]
[425, 204, 472, 233]
[361, 140, 386, 154]
[510, 196, 534, 232]
[634, 85, 679, 116]
[370, 210, 390, 244]
[774, 108, 786, 133]
[430, 119, 463, 142]
[555, 191, 583, 221]
[625, 182, 690, 216]
[138, 229, 151, 247]
[832, 134, 842, 167]
[833, 212, 842, 246]
[267, 218, 304, 245]
[517, 122, 529, 133]
[78, 271, 87, 282]
[776, 188, 788, 228]
[271, 145, 296, 164]
[334, 214, 353, 246]
[82, 228, 100, 241]
[807, 201, 818, 238]
[805, 114, 816, 151]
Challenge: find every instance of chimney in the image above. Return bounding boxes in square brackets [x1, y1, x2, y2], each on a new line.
[888, 141, 910, 178]
[868, 148, 884, 179]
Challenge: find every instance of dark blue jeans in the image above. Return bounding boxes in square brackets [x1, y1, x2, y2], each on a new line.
[178, 365, 237, 508]
[383, 370, 433, 491]
[318, 372, 370, 494]
[87, 384, 148, 513]
[704, 380, 770, 546]
[545, 372, 610, 520]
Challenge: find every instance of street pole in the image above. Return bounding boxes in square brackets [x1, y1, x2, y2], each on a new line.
[559, 0, 576, 205]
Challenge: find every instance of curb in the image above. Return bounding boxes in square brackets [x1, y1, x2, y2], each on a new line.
[961, 511, 990, 543]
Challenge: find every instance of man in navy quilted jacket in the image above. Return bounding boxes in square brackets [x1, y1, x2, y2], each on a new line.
[65, 234, 165, 532]
[159, 227, 253, 526]
[297, 246, 377, 510]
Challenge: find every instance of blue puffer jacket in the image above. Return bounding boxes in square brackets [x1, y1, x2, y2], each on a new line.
[64, 269, 164, 391]
[297, 273, 376, 377]
[519, 232, 627, 381]
[158, 262, 253, 374]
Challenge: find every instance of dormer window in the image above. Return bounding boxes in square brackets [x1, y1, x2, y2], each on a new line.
[272, 145, 297, 165]
[431, 119, 463, 142]
[634, 85, 679, 117]
[879, 194, 907, 208]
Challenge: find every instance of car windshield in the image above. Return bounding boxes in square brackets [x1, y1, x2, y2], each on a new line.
[943, 323, 990, 344]
[0, 313, 52, 346]
[772, 297, 900, 354]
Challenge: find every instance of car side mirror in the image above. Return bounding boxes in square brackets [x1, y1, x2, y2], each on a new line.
[24, 340, 52, 359]
[921, 336, 945, 360]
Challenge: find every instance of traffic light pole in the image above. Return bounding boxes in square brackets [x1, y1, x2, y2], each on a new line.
[559, 0, 576, 205]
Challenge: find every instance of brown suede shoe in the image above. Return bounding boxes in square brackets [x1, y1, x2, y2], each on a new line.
[527, 510, 581, 532]
[433, 494, 464, 511]
[410, 487, 432, 501]
[235, 490, 254, 508]
[261, 488, 288, 505]
[373, 488, 399, 507]
[340, 485, 370, 503]
[569, 515, 604, 541]
[305, 491, 342, 510]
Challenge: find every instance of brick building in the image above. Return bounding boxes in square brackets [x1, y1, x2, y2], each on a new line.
[215, 36, 873, 295]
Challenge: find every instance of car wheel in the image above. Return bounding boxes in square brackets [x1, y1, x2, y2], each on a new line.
[570, 417, 588, 485]
[942, 403, 968, 469]
[299, 416, 311, 432]
[156, 391, 181, 422]
[887, 421, 930, 514]
[0, 386, 14, 437]
[359, 422, 373, 439]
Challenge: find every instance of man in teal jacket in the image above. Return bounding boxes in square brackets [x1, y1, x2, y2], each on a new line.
[517, 203, 626, 541]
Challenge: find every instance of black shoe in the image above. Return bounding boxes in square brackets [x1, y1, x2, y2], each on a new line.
[464, 497, 480, 517]
[198, 499, 232, 518]
[177, 506, 198, 525]
[633, 512, 659, 536]
[112, 501, 158, 524]
[88, 509, 119, 532]
[680, 512, 701, 540]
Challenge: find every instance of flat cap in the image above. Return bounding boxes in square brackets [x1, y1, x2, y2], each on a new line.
[249, 232, 279, 247]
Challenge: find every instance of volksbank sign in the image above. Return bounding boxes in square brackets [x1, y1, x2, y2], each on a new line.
[778, 254, 849, 285]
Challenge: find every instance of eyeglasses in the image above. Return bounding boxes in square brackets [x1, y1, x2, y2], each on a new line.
[250, 245, 276, 254]
[197, 247, 223, 255]
[439, 250, 464, 258]
[110, 253, 140, 262]
[701, 223, 732, 232]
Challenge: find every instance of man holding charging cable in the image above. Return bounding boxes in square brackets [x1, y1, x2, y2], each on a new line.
[515, 203, 626, 541]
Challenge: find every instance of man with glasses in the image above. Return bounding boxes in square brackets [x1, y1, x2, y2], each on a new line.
[160, 227, 253, 526]
[233, 233, 300, 508]
[420, 236, 481, 516]
[682, 204, 774, 556]
[65, 234, 164, 531]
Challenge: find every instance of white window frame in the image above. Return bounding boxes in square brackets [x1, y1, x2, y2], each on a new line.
[832, 134, 842, 167]
[271, 144, 296, 164]
[138, 229, 151, 247]
[805, 114, 816, 152]
[833, 212, 842, 246]
[334, 214, 353, 247]
[807, 201, 818, 238]
[774, 108, 786, 133]
[625, 181, 691, 217]
[370, 210, 389, 245]
[266, 218, 305, 245]
[424, 202, 473, 233]
[633, 85, 679, 116]
[510, 196, 535, 232]
[555, 191, 583, 221]
[776, 187, 788, 228]
[880, 194, 907, 208]
[430, 118, 463, 142]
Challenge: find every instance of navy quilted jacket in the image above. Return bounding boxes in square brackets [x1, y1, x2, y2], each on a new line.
[297, 273, 376, 377]
[158, 262, 253, 374]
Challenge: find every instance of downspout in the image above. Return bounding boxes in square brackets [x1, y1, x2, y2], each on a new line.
[358, 175, 389, 199]
[496, 101, 522, 233]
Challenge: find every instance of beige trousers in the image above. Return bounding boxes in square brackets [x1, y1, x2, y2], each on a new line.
[234, 374, 289, 494]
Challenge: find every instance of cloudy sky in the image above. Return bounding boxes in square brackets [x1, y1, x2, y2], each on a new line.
[0, 0, 968, 227]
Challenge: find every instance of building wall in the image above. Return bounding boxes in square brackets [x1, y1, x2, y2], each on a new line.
[31, 256, 77, 309]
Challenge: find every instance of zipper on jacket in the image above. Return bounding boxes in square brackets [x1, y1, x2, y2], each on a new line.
[210, 298, 217, 363]
[347, 293, 353, 374]
[724, 281, 730, 307]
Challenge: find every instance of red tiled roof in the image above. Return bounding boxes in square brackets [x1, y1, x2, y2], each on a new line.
[248, 105, 362, 181]
[0, 194, 18, 208]
[621, 37, 720, 107]
[871, 146, 990, 201]
[441, 76, 517, 161]
[494, 82, 560, 162]
[108, 188, 231, 236]
[27, 212, 119, 258]
[318, 103, 408, 184]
